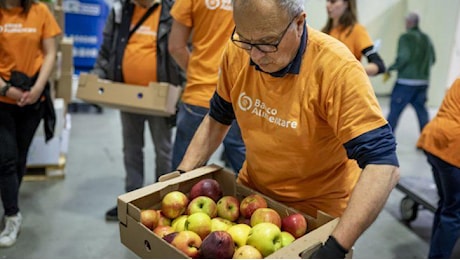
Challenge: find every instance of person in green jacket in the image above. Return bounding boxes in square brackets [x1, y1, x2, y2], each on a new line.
[386, 12, 436, 134]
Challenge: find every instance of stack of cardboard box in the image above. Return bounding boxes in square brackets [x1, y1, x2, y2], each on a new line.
[25, 0, 73, 178]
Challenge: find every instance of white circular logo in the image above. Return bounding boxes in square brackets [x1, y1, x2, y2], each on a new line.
[205, 0, 220, 10]
[238, 92, 252, 112]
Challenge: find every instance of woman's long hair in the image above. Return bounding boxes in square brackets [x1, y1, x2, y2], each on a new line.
[0, 0, 35, 14]
[321, 0, 358, 36]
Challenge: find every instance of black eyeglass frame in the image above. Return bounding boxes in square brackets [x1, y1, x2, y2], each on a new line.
[230, 15, 298, 53]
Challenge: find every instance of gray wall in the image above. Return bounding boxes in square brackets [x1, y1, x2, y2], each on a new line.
[304, 0, 460, 107]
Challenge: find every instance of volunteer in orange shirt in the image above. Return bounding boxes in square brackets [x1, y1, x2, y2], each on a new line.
[322, 0, 385, 76]
[177, 0, 400, 258]
[92, 0, 184, 221]
[417, 78, 460, 259]
[0, 0, 61, 247]
[168, 0, 246, 173]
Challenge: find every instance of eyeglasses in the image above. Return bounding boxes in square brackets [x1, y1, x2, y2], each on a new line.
[231, 16, 297, 53]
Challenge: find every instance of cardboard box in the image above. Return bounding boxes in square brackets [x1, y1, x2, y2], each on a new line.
[118, 165, 341, 259]
[77, 73, 182, 117]
[27, 111, 71, 167]
[56, 72, 74, 106]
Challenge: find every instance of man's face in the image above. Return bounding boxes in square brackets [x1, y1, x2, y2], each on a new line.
[233, 4, 305, 73]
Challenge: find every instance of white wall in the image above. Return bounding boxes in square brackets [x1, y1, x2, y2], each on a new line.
[304, 0, 460, 107]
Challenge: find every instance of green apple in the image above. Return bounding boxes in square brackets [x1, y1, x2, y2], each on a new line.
[216, 195, 240, 222]
[211, 217, 234, 232]
[233, 245, 263, 259]
[227, 223, 251, 248]
[246, 222, 282, 257]
[185, 212, 212, 240]
[187, 196, 217, 218]
[171, 215, 188, 232]
[280, 231, 295, 247]
[161, 191, 189, 219]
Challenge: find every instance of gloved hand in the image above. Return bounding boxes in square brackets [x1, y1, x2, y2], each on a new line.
[308, 236, 348, 259]
[382, 71, 391, 83]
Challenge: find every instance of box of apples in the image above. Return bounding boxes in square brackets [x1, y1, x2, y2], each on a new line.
[117, 164, 341, 259]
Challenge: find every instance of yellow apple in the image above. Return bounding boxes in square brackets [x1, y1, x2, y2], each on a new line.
[233, 245, 263, 259]
[227, 223, 251, 248]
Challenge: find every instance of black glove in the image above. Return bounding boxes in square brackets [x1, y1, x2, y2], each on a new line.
[309, 236, 348, 259]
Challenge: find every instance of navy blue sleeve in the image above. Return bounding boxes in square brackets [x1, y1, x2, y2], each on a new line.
[362, 46, 386, 74]
[343, 124, 399, 169]
[208, 91, 235, 125]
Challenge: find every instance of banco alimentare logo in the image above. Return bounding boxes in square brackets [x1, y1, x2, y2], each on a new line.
[238, 92, 252, 112]
[205, 0, 232, 11]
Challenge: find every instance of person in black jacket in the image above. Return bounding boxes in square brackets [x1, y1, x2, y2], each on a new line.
[92, 0, 184, 221]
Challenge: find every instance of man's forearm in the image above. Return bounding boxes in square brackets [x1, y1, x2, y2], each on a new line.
[177, 115, 230, 171]
[331, 164, 400, 250]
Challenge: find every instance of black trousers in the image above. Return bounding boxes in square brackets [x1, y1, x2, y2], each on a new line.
[0, 101, 44, 216]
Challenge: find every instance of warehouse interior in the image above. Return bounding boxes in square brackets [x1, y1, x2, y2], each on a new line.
[0, 99, 458, 258]
[1, 0, 459, 258]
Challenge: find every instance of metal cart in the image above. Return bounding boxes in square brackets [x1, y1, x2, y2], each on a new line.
[395, 176, 438, 222]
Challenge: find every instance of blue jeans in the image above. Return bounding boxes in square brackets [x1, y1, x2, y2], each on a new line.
[387, 83, 429, 132]
[172, 102, 245, 174]
[426, 152, 460, 259]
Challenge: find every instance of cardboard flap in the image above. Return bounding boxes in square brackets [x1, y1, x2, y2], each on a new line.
[158, 171, 181, 182]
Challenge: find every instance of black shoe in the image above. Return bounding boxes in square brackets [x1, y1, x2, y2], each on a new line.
[105, 206, 118, 221]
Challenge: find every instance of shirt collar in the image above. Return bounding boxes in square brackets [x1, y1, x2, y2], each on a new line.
[250, 22, 307, 78]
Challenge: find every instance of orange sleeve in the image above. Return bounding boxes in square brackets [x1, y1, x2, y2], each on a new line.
[170, 0, 193, 27]
[39, 3, 62, 39]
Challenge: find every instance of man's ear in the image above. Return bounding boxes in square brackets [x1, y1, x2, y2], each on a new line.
[295, 12, 307, 32]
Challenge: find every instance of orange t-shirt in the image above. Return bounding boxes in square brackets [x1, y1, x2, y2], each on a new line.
[329, 23, 373, 61]
[0, 2, 61, 104]
[170, 0, 234, 108]
[122, 5, 161, 86]
[217, 26, 387, 217]
[417, 78, 460, 167]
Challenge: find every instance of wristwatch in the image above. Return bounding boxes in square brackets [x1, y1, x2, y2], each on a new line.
[0, 82, 11, 96]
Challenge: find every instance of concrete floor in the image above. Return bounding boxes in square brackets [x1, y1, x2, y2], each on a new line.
[0, 97, 458, 258]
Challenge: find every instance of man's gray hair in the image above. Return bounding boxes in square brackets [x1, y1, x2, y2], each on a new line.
[406, 12, 419, 26]
[233, 0, 304, 18]
[277, 0, 305, 18]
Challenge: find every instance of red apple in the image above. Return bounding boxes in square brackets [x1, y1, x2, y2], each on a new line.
[217, 195, 240, 222]
[140, 209, 160, 230]
[153, 225, 175, 238]
[189, 178, 223, 202]
[185, 212, 212, 240]
[281, 213, 307, 238]
[161, 191, 189, 219]
[187, 196, 218, 218]
[163, 232, 179, 244]
[233, 245, 263, 259]
[239, 194, 268, 219]
[237, 216, 251, 226]
[200, 231, 235, 259]
[171, 230, 202, 258]
[250, 208, 281, 228]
